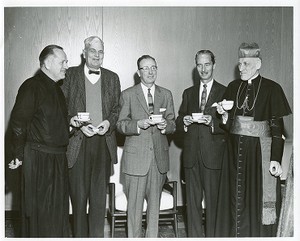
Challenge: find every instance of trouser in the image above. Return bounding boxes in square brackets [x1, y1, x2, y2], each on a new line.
[185, 154, 221, 237]
[124, 158, 166, 238]
[69, 135, 110, 237]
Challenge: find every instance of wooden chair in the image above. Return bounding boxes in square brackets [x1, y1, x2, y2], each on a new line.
[107, 147, 178, 237]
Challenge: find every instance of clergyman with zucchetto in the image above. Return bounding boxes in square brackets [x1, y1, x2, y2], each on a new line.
[214, 42, 292, 237]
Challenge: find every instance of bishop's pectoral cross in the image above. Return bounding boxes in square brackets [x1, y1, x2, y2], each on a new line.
[242, 95, 249, 113]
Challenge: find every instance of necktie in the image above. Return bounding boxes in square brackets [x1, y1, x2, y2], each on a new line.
[88, 70, 100, 75]
[148, 88, 154, 114]
[200, 84, 207, 113]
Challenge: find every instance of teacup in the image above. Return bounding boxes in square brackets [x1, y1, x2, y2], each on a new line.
[221, 100, 234, 110]
[77, 112, 90, 121]
[192, 113, 203, 121]
[149, 114, 163, 124]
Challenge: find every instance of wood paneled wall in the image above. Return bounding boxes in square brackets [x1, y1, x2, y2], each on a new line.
[4, 7, 293, 209]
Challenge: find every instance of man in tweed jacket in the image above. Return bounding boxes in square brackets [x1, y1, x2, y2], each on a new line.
[61, 36, 121, 237]
[117, 55, 176, 237]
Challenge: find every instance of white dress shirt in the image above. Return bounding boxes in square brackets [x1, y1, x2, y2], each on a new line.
[141, 83, 155, 105]
[84, 64, 101, 84]
[199, 79, 214, 106]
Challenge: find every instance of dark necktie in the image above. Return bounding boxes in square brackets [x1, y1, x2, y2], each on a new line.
[148, 88, 154, 114]
[200, 84, 207, 113]
[88, 70, 100, 75]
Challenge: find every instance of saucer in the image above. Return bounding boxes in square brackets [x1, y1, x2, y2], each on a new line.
[192, 116, 208, 122]
[74, 116, 91, 122]
[151, 119, 164, 124]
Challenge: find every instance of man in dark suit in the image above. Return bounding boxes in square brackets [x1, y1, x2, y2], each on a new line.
[61, 36, 121, 237]
[176, 50, 226, 237]
[117, 55, 176, 237]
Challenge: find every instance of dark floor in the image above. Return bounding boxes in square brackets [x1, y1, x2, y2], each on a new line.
[5, 209, 188, 238]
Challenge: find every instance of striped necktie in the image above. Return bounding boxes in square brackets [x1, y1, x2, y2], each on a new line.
[200, 84, 207, 113]
[148, 88, 154, 114]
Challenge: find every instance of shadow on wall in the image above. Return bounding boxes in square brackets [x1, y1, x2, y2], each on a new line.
[133, 72, 141, 85]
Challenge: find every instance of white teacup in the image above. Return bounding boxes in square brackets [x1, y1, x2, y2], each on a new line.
[149, 114, 163, 124]
[221, 100, 234, 110]
[77, 112, 90, 121]
[192, 113, 203, 121]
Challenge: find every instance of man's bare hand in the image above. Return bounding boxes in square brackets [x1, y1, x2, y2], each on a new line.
[96, 120, 110, 135]
[70, 115, 85, 128]
[269, 161, 283, 177]
[81, 124, 97, 137]
[137, 119, 152, 130]
[183, 115, 193, 126]
[8, 158, 22, 169]
[156, 118, 167, 130]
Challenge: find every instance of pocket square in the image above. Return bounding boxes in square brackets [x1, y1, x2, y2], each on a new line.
[159, 108, 166, 113]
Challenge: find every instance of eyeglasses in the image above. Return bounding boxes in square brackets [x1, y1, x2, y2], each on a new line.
[88, 48, 104, 55]
[139, 66, 158, 72]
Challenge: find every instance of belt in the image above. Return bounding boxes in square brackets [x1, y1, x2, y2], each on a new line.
[230, 115, 271, 137]
[28, 142, 67, 154]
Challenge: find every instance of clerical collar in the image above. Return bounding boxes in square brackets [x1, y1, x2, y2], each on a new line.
[246, 73, 259, 84]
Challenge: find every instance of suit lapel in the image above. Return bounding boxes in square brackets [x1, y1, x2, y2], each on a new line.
[154, 85, 164, 114]
[154, 85, 163, 114]
[206, 81, 219, 108]
[192, 85, 201, 112]
[136, 84, 149, 114]
[76, 66, 86, 111]
[100, 68, 107, 117]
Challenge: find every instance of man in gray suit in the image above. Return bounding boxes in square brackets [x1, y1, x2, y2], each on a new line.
[176, 50, 226, 237]
[61, 36, 121, 237]
[117, 55, 176, 238]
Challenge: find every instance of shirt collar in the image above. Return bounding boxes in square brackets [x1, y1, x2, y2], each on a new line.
[200, 79, 214, 88]
[141, 83, 155, 102]
[84, 64, 101, 83]
[141, 83, 155, 92]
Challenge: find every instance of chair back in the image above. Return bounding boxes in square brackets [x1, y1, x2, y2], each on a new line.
[110, 147, 126, 196]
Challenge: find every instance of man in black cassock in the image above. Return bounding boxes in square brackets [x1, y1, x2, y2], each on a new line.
[9, 45, 74, 237]
[215, 42, 292, 237]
